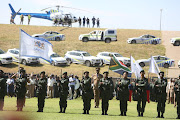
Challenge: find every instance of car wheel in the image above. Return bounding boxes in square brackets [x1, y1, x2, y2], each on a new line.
[126, 63, 131, 67]
[174, 41, 180, 46]
[85, 61, 91, 67]
[99, 60, 104, 66]
[164, 63, 169, 68]
[0, 61, 2, 66]
[105, 38, 111, 43]
[22, 59, 27, 65]
[152, 41, 157, 45]
[55, 37, 61, 41]
[82, 37, 88, 42]
[139, 62, 145, 67]
[178, 65, 180, 68]
[51, 61, 56, 66]
[131, 40, 136, 44]
[67, 58, 72, 64]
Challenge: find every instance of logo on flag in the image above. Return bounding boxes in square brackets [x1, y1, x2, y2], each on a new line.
[34, 41, 45, 50]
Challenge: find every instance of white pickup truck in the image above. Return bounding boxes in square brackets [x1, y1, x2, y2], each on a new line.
[79, 29, 117, 43]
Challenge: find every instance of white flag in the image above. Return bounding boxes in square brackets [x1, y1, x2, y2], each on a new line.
[131, 56, 143, 79]
[149, 56, 160, 78]
[20, 29, 53, 63]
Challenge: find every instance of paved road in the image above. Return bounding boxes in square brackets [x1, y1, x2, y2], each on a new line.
[162, 31, 180, 78]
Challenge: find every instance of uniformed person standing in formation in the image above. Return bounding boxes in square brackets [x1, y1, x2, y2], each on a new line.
[28, 14, 31, 25]
[92, 16, 96, 28]
[92, 67, 103, 108]
[78, 17, 81, 27]
[155, 72, 167, 118]
[0, 70, 6, 111]
[36, 71, 47, 112]
[135, 70, 148, 117]
[116, 71, 130, 116]
[86, 17, 90, 28]
[81, 71, 92, 114]
[58, 72, 69, 113]
[83, 16, 86, 27]
[99, 71, 111, 115]
[174, 75, 180, 119]
[15, 69, 27, 111]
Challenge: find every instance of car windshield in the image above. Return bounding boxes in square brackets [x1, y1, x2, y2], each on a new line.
[82, 53, 91, 57]
[0, 49, 5, 54]
[114, 53, 122, 57]
[51, 54, 60, 57]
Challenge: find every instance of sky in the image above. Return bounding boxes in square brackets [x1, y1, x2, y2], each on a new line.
[1, 0, 180, 31]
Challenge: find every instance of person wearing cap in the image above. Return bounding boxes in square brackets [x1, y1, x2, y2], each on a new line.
[0, 70, 6, 111]
[116, 71, 130, 116]
[92, 67, 103, 108]
[154, 71, 167, 118]
[81, 71, 92, 114]
[36, 71, 47, 112]
[99, 71, 112, 115]
[174, 75, 180, 119]
[135, 70, 148, 117]
[15, 69, 27, 111]
[58, 72, 69, 113]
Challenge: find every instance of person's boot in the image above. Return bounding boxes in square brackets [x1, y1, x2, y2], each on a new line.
[82, 110, 86, 114]
[105, 110, 108, 115]
[16, 108, 20, 111]
[161, 113, 164, 118]
[176, 115, 180, 119]
[120, 111, 123, 116]
[87, 110, 89, 114]
[138, 112, 141, 117]
[156, 112, 160, 118]
[102, 110, 104, 115]
[63, 107, 66, 113]
[141, 112, 143, 117]
[59, 107, 62, 113]
[124, 112, 127, 116]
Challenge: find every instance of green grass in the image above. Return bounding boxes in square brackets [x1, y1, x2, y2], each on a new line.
[0, 97, 177, 120]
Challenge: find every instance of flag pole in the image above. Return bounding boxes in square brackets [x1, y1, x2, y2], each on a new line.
[18, 28, 21, 76]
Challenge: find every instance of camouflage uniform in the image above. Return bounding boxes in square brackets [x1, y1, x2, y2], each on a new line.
[174, 78, 180, 119]
[0, 77, 6, 111]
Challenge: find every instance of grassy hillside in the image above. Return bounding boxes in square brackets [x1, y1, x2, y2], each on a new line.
[0, 24, 166, 78]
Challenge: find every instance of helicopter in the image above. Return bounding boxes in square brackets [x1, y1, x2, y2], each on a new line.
[8, 3, 86, 26]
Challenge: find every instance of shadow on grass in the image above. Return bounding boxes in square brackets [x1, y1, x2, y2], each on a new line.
[0, 63, 18, 68]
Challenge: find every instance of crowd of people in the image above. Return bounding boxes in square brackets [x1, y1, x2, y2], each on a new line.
[78, 16, 100, 28]
[10, 14, 31, 25]
[0, 67, 180, 119]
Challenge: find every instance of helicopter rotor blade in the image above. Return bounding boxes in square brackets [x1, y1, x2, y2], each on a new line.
[59, 6, 91, 13]
[41, 7, 53, 11]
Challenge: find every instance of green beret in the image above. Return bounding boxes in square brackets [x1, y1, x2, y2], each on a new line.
[63, 72, 67, 75]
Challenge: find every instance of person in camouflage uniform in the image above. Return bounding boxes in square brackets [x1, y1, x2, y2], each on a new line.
[81, 71, 92, 114]
[99, 71, 112, 115]
[58, 72, 69, 113]
[15, 69, 27, 111]
[116, 71, 130, 116]
[135, 70, 148, 117]
[0, 70, 6, 111]
[36, 71, 47, 112]
[174, 75, 180, 119]
[155, 72, 167, 118]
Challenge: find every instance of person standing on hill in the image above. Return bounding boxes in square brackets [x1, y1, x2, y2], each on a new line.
[20, 14, 24, 25]
[86, 17, 90, 28]
[174, 75, 180, 119]
[81, 71, 92, 114]
[92, 16, 96, 28]
[28, 14, 31, 25]
[83, 16, 86, 27]
[155, 72, 167, 118]
[78, 17, 81, 27]
[97, 18, 100, 28]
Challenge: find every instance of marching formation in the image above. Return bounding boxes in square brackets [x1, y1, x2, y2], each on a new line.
[0, 68, 180, 119]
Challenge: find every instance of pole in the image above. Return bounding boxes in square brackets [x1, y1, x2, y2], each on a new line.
[18, 28, 21, 77]
[160, 9, 163, 32]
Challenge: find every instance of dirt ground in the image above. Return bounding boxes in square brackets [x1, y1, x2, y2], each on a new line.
[162, 31, 180, 78]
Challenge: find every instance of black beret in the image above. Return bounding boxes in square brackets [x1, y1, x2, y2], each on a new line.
[63, 72, 67, 75]
[40, 71, 45, 75]
[103, 71, 109, 74]
[20, 70, 26, 73]
[96, 67, 100, 70]
[140, 70, 145, 73]
[84, 71, 89, 74]
[123, 71, 128, 74]
[159, 71, 164, 75]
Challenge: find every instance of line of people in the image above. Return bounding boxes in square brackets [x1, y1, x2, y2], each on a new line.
[78, 16, 100, 28]
[0, 68, 180, 119]
[10, 14, 31, 25]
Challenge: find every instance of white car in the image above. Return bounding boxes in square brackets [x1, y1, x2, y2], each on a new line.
[137, 56, 175, 68]
[7, 48, 40, 65]
[0, 49, 12, 65]
[127, 34, 161, 45]
[96, 52, 131, 67]
[178, 60, 180, 68]
[50, 52, 68, 66]
[32, 31, 65, 41]
[64, 50, 103, 67]
[79, 29, 117, 43]
[170, 37, 180, 46]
